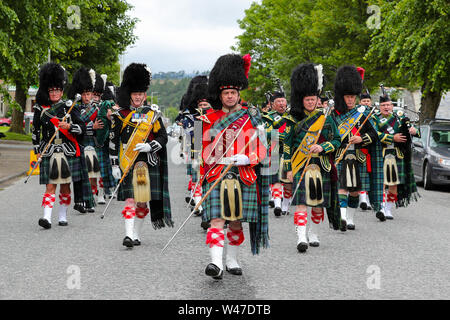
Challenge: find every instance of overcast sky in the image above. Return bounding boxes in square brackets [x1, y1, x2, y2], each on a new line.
[122, 0, 256, 74]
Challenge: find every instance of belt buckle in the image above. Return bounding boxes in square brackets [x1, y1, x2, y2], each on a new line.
[54, 138, 62, 145]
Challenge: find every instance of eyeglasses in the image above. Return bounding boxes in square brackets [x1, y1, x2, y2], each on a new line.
[48, 88, 63, 94]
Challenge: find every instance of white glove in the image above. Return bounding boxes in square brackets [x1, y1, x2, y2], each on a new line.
[112, 165, 121, 180]
[134, 143, 152, 153]
[232, 154, 250, 166]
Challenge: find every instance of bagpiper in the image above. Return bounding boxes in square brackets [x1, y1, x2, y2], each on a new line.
[186, 77, 214, 229]
[358, 91, 373, 211]
[375, 92, 420, 220]
[199, 54, 269, 280]
[91, 73, 117, 204]
[331, 66, 384, 230]
[67, 67, 98, 213]
[283, 63, 341, 252]
[32, 62, 86, 229]
[109, 63, 174, 248]
[262, 91, 292, 217]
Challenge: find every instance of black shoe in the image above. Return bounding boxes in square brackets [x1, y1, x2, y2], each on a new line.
[73, 203, 86, 213]
[201, 221, 210, 231]
[87, 207, 95, 213]
[185, 196, 190, 204]
[205, 263, 223, 279]
[193, 210, 202, 217]
[38, 218, 51, 229]
[340, 219, 347, 232]
[269, 200, 275, 208]
[309, 241, 320, 247]
[347, 224, 355, 230]
[123, 236, 134, 248]
[274, 207, 282, 217]
[297, 242, 308, 253]
[282, 211, 289, 216]
[360, 202, 368, 210]
[58, 221, 68, 226]
[376, 211, 386, 222]
[226, 266, 243, 276]
[133, 239, 141, 246]
[385, 216, 394, 220]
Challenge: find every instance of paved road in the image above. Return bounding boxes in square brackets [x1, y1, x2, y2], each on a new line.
[0, 138, 449, 300]
[0, 141, 31, 189]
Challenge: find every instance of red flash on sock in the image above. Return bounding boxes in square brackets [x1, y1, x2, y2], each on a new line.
[227, 228, 244, 246]
[272, 187, 282, 199]
[311, 208, 324, 224]
[42, 193, 56, 208]
[206, 228, 224, 248]
[135, 206, 149, 219]
[59, 193, 71, 206]
[122, 206, 136, 219]
[294, 211, 307, 226]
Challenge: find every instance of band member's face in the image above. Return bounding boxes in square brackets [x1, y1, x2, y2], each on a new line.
[317, 99, 323, 108]
[48, 88, 63, 103]
[344, 95, 357, 108]
[81, 91, 93, 104]
[303, 96, 318, 112]
[360, 98, 371, 107]
[323, 101, 328, 108]
[92, 93, 102, 102]
[273, 97, 287, 114]
[130, 92, 146, 107]
[380, 101, 393, 116]
[198, 101, 210, 109]
[220, 89, 240, 109]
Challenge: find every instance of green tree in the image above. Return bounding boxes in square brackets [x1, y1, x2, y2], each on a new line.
[234, 0, 392, 104]
[0, 0, 69, 134]
[366, 0, 450, 119]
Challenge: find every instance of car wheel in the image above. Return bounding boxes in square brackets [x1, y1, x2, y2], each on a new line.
[423, 162, 433, 190]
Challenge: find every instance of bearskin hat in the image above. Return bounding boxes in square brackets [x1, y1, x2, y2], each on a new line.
[102, 81, 116, 101]
[289, 63, 324, 120]
[67, 67, 95, 100]
[188, 82, 209, 109]
[207, 54, 251, 109]
[360, 92, 371, 100]
[379, 93, 391, 104]
[270, 91, 285, 102]
[117, 63, 151, 108]
[333, 65, 363, 114]
[92, 73, 107, 95]
[36, 62, 67, 106]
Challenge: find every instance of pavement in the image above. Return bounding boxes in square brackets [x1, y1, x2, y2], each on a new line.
[0, 140, 32, 189]
[0, 138, 449, 300]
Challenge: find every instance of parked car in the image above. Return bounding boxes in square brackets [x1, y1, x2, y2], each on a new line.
[0, 117, 11, 126]
[412, 119, 450, 189]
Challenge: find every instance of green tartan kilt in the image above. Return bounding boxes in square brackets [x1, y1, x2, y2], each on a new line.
[191, 169, 199, 183]
[96, 144, 116, 189]
[201, 167, 259, 223]
[39, 155, 83, 185]
[117, 162, 162, 201]
[384, 149, 405, 185]
[336, 150, 370, 191]
[186, 163, 192, 176]
[291, 157, 332, 208]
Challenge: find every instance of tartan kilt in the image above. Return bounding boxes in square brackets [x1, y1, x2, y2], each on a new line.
[291, 157, 332, 208]
[384, 149, 405, 185]
[191, 169, 199, 183]
[201, 167, 259, 223]
[336, 150, 370, 191]
[117, 162, 162, 201]
[96, 144, 116, 189]
[186, 163, 192, 176]
[39, 155, 83, 185]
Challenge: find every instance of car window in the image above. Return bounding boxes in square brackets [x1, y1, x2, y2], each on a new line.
[419, 126, 429, 146]
[430, 129, 450, 147]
